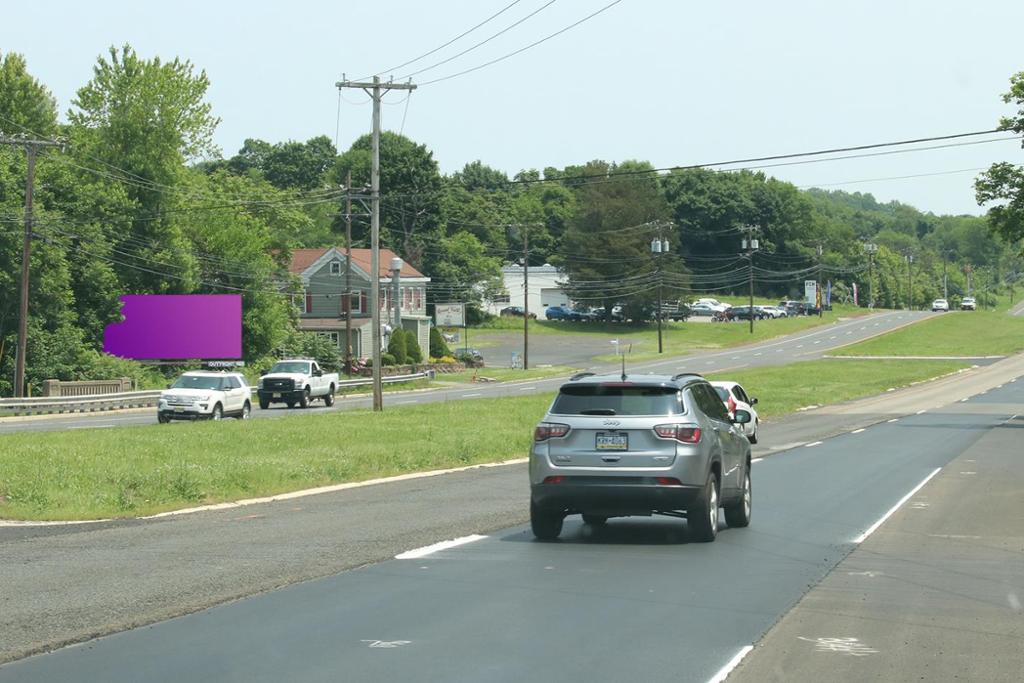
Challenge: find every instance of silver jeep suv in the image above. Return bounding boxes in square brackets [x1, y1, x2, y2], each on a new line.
[529, 372, 753, 542]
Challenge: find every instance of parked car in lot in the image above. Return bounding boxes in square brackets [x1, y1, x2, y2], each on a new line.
[710, 380, 760, 444]
[760, 305, 787, 318]
[499, 306, 537, 319]
[158, 371, 251, 423]
[932, 298, 949, 312]
[690, 302, 720, 317]
[694, 298, 730, 312]
[529, 372, 753, 542]
[258, 359, 338, 409]
[960, 296, 976, 311]
[778, 300, 803, 316]
[728, 305, 769, 321]
[545, 305, 577, 321]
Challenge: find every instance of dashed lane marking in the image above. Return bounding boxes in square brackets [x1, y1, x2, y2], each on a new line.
[851, 428, 866, 434]
[887, 418, 899, 423]
[805, 441, 823, 447]
[395, 534, 487, 559]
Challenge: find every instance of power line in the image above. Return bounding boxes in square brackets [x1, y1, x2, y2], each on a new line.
[356, 0, 527, 80]
[398, 0, 560, 81]
[418, 0, 626, 86]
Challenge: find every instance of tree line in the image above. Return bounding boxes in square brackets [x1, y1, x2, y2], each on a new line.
[1, 45, 1021, 394]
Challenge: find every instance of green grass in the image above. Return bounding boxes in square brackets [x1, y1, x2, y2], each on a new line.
[0, 354, 968, 521]
[707, 359, 969, 418]
[435, 365, 579, 383]
[838, 309, 1024, 358]
[0, 394, 554, 521]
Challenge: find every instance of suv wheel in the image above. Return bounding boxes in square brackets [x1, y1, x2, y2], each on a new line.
[688, 471, 719, 542]
[582, 514, 607, 526]
[530, 501, 563, 540]
[259, 396, 269, 410]
[724, 465, 752, 528]
[299, 387, 310, 409]
[211, 403, 223, 421]
[157, 413, 169, 424]
[324, 388, 335, 407]
[240, 401, 251, 420]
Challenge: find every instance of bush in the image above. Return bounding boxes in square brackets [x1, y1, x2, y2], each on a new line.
[406, 330, 423, 363]
[380, 352, 397, 366]
[387, 328, 408, 364]
[429, 326, 451, 358]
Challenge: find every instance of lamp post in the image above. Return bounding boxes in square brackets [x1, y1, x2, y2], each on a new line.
[741, 226, 759, 334]
[650, 233, 669, 354]
[391, 256, 403, 331]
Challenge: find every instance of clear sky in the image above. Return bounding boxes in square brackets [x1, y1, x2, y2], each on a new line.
[3, 0, 1023, 216]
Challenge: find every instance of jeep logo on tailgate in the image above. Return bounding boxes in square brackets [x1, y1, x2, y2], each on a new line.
[602, 419, 621, 427]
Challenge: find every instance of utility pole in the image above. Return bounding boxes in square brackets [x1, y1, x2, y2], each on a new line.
[816, 242, 824, 317]
[336, 76, 416, 411]
[863, 243, 877, 310]
[345, 170, 353, 377]
[905, 253, 914, 310]
[966, 264, 973, 297]
[942, 251, 950, 301]
[741, 225, 759, 334]
[522, 227, 529, 370]
[650, 223, 670, 353]
[0, 135, 61, 398]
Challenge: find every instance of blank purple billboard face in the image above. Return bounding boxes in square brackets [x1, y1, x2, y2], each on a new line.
[103, 295, 242, 360]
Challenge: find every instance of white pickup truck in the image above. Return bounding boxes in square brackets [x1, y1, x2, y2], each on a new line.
[257, 359, 339, 409]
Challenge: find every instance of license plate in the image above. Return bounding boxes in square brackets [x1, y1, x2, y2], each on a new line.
[273, 393, 281, 398]
[596, 432, 628, 450]
[174, 407, 184, 413]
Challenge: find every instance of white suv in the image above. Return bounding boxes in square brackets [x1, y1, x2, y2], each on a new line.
[158, 371, 252, 423]
[960, 297, 976, 311]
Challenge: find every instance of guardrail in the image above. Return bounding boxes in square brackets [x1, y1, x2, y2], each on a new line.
[0, 372, 432, 418]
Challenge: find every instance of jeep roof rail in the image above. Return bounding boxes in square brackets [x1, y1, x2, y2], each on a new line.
[569, 371, 596, 381]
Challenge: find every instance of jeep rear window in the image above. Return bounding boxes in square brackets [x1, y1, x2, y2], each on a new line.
[550, 384, 684, 416]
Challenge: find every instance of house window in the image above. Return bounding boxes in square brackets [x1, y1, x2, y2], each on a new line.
[494, 291, 511, 304]
[304, 290, 313, 314]
[317, 331, 341, 347]
[330, 261, 341, 276]
[414, 288, 422, 310]
[343, 292, 361, 314]
[403, 287, 412, 310]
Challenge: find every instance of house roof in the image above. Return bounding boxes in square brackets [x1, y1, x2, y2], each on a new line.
[288, 248, 425, 278]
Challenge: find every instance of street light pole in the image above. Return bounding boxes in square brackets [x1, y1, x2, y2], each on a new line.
[741, 225, 759, 334]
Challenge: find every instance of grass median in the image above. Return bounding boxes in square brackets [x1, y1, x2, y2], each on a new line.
[0, 356, 968, 522]
[837, 309, 1024, 358]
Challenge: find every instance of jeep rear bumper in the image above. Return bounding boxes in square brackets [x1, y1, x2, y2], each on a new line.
[531, 477, 702, 515]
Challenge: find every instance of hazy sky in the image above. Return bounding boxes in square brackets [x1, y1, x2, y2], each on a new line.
[3, 0, 1023, 215]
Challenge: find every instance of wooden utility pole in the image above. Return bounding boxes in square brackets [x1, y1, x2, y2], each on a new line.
[522, 227, 529, 370]
[1, 136, 61, 397]
[345, 170, 353, 377]
[335, 76, 416, 411]
[742, 225, 759, 333]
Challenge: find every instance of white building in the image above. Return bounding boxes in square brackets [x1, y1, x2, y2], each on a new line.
[485, 263, 571, 320]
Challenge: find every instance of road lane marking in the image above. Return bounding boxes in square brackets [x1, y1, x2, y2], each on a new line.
[754, 353, 762, 357]
[813, 340, 821, 344]
[69, 424, 116, 429]
[518, 386, 534, 391]
[395, 534, 487, 559]
[798, 636, 878, 657]
[361, 640, 412, 648]
[830, 336, 837, 340]
[796, 344, 804, 349]
[805, 441, 823, 447]
[751, 457, 763, 464]
[916, 410, 926, 414]
[394, 400, 416, 405]
[887, 418, 899, 423]
[851, 428, 865, 434]
[731, 356, 739, 360]
[706, 645, 754, 683]
[853, 467, 941, 543]
[462, 393, 482, 398]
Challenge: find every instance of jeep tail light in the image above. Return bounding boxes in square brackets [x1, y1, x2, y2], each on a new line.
[656, 477, 682, 486]
[654, 424, 702, 444]
[534, 422, 570, 442]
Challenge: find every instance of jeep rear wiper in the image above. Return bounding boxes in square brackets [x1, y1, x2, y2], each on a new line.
[580, 409, 616, 415]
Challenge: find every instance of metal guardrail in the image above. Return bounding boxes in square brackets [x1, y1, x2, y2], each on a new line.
[0, 372, 432, 417]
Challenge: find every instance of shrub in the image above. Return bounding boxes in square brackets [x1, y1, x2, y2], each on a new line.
[387, 329, 407, 364]
[380, 353, 397, 366]
[429, 326, 451, 358]
[406, 330, 423, 363]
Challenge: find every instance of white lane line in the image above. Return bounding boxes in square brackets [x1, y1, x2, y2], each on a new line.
[851, 428, 866, 434]
[846, 331, 852, 335]
[805, 441, 823, 448]
[462, 393, 482, 398]
[796, 344, 804, 349]
[394, 400, 416, 405]
[775, 349, 783, 353]
[887, 418, 899, 423]
[69, 424, 116, 429]
[916, 410, 926, 415]
[706, 645, 754, 683]
[754, 353, 762, 357]
[395, 534, 487, 559]
[860, 326, 867, 330]
[751, 458, 763, 464]
[960, 398, 969, 403]
[830, 336, 837, 340]
[813, 340, 822, 344]
[853, 468, 942, 543]
[707, 360, 716, 365]
[731, 356, 739, 360]
[518, 386, 534, 391]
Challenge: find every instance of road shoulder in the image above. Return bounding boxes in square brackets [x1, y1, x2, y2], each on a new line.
[728, 414, 1024, 682]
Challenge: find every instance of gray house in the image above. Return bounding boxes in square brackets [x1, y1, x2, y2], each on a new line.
[289, 247, 431, 360]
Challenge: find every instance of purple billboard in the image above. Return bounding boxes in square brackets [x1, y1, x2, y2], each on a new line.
[103, 295, 242, 360]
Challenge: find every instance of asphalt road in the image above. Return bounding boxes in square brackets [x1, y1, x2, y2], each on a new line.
[0, 310, 934, 435]
[1, 354, 1021, 680]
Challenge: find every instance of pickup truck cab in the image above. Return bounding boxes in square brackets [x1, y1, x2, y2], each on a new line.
[258, 359, 339, 409]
